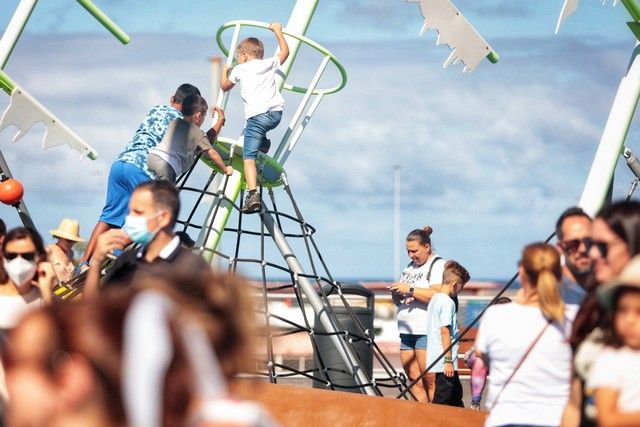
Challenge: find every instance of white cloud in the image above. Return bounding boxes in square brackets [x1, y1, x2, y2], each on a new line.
[0, 31, 638, 281]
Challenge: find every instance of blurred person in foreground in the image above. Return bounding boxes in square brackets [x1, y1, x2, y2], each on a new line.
[476, 243, 577, 427]
[562, 200, 640, 427]
[587, 255, 640, 426]
[3, 292, 130, 427]
[0, 227, 57, 409]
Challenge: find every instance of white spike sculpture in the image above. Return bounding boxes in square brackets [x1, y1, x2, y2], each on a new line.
[556, 0, 619, 34]
[408, 0, 499, 73]
[0, 0, 130, 161]
[0, 83, 98, 160]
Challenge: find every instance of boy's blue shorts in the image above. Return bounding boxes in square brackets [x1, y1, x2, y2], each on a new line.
[242, 110, 282, 160]
[99, 161, 151, 227]
[399, 333, 427, 351]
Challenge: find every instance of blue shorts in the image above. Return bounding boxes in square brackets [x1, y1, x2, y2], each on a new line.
[399, 334, 427, 351]
[99, 161, 151, 227]
[242, 110, 282, 160]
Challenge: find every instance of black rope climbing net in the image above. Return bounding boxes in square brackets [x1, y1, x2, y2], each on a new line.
[175, 156, 416, 398]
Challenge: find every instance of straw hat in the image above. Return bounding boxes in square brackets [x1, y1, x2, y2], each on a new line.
[49, 218, 85, 242]
[597, 254, 640, 310]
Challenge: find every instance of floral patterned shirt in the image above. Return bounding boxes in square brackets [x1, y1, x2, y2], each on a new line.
[117, 105, 182, 178]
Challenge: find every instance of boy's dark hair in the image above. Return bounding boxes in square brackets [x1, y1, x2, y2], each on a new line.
[173, 84, 201, 104]
[181, 94, 208, 117]
[133, 180, 180, 228]
[237, 37, 264, 59]
[555, 206, 591, 240]
[0, 218, 6, 237]
[443, 260, 470, 286]
[602, 286, 640, 348]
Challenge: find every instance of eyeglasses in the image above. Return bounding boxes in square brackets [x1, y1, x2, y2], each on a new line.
[3, 251, 36, 261]
[589, 240, 614, 258]
[559, 238, 593, 255]
[560, 237, 621, 258]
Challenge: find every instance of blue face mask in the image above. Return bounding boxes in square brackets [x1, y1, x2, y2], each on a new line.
[122, 212, 162, 245]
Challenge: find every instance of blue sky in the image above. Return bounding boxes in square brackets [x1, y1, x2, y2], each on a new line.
[0, 0, 638, 281]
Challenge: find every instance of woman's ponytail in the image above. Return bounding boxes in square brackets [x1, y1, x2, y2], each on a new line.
[521, 242, 564, 324]
[537, 268, 565, 324]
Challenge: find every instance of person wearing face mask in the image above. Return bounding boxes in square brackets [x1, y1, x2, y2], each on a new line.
[84, 180, 211, 298]
[0, 227, 56, 412]
[46, 218, 85, 283]
[0, 227, 56, 330]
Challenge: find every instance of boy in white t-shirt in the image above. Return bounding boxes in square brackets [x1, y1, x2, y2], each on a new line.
[220, 22, 289, 213]
[426, 260, 470, 407]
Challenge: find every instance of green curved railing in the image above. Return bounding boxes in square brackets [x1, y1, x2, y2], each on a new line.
[216, 20, 347, 95]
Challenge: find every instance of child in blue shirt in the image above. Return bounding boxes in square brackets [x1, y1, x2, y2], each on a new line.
[426, 260, 470, 407]
[79, 83, 201, 266]
[220, 22, 289, 213]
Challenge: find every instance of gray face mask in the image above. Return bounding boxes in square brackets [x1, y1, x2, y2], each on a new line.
[3, 257, 37, 291]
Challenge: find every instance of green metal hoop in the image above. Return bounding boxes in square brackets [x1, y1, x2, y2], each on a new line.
[216, 20, 347, 95]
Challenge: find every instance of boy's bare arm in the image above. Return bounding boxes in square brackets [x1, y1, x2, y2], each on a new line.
[206, 107, 226, 142]
[205, 148, 233, 176]
[220, 64, 235, 92]
[270, 22, 289, 65]
[441, 325, 454, 377]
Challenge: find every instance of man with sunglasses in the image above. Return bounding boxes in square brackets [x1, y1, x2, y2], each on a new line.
[555, 207, 594, 305]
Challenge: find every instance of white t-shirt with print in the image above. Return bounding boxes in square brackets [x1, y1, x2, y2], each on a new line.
[588, 346, 640, 412]
[228, 55, 285, 120]
[475, 303, 577, 427]
[395, 255, 445, 335]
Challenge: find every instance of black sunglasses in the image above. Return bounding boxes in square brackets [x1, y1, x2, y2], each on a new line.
[561, 238, 610, 258]
[560, 238, 593, 255]
[3, 251, 37, 261]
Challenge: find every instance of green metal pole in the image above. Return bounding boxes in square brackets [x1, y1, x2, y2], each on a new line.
[75, 0, 130, 44]
[199, 174, 243, 264]
[0, 70, 16, 95]
[622, 0, 640, 22]
[276, 0, 319, 90]
[579, 42, 640, 215]
[0, 0, 38, 69]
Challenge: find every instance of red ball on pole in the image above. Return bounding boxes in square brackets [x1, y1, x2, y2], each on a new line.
[0, 178, 24, 205]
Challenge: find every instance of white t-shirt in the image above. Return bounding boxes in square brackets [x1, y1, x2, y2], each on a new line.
[395, 255, 445, 335]
[426, 293, 459, 373]
[589, 346, 640, 412]
[229, 55, 285, 120]
[0, 287, 43, 330]
[475, 303, 577, 427]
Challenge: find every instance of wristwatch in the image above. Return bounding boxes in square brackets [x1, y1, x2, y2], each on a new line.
[408, 286, 415, 295]
[443, 356, 453, 364]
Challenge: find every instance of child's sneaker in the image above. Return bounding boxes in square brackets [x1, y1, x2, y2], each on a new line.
[259, 137, 271, 154]
[241, 192, 261, 213]
[470, 398, 481, 410]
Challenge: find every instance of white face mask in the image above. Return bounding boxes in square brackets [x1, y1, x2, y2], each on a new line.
[3, 257, 37, 291]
